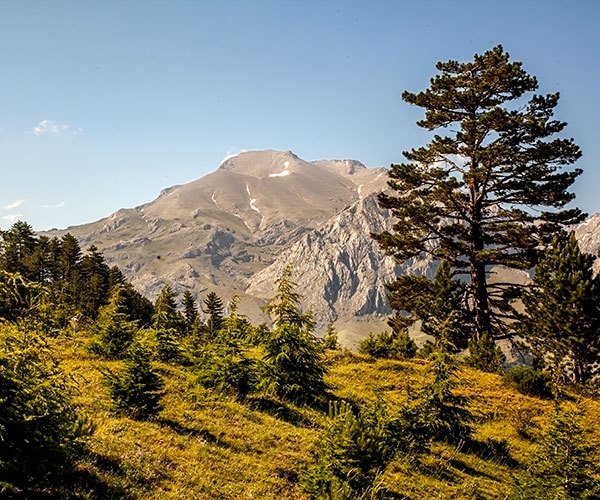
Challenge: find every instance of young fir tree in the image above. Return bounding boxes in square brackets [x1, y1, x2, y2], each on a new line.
[102, 331, 164, 420]
[519, 233, 600, 384]
[108, 266, 155, 327]
[152, 284, 183, 361]
[302, 400, 404, 499]
[511, 404, 600, 499]
[260, 264, 328, 406]
[0, 221, 39, 280]
[372, 46, 584, 350]
[404, 324, 472, 444]
[182, 290, 200, 336]
[387, 260, 468, 351]
[322, 321, 340, 351]
[202, 291, 225, 339]
[90, 285, 138, 359]
[0, 323, 89, 486]
[194, 296, 257, 400]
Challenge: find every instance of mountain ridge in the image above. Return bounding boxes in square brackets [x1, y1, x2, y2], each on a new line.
[44, 150, 400, 344]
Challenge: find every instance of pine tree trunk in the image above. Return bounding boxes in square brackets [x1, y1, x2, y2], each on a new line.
[471, 261, 491, 341]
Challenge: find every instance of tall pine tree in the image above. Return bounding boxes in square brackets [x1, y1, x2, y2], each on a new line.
[373, 45, 584, 345]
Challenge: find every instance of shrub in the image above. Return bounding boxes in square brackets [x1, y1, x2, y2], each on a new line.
[302, 400, 406, 499]
[504, 366, 553, 399]
[102, 331, 164, 419]
[466, 333, 506, 373]
[358, 330, 417, 360]
[511, 404, 600, 499]
[0, 324, 89, 486]
[194, 339, 257, 400]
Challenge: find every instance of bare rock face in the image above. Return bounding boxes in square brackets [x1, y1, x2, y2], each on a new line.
[247, 194, 435, 331]
[574, 213, 600, 254]
[573, 213, 600, 272]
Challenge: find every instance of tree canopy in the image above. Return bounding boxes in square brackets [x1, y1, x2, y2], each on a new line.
[373, 45, 584, 341]
[519, 233, 600, 384]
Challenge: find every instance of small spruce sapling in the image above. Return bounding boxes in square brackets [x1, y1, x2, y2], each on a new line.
[102, 331, 164, 419]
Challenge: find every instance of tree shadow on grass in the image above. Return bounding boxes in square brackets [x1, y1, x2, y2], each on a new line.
[1, 453, 136, 500]
[157, 417, 231, 448]
[246, 395, 314, 427]
[463, 437, 519, 468]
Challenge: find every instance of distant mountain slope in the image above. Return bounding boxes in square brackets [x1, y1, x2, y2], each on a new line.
[47, 150, 410, 341]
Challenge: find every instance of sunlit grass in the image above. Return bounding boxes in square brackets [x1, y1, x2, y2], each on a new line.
[21, 333, 600, 499]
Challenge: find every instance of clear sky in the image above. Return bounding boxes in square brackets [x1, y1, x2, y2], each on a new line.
[1, 0, 598, 231]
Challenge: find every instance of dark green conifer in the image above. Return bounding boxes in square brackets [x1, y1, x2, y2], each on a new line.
[90, 285, 138, 359]
[519, 233, 600, 383]
[405, 326, 472, 443]
[260, 264, 327, 405]
[152, 284, 183, 360]
[202, 291, 225, 338]
[511, 404, 600, 499]
[387, 261, 467, 352]
[102, 332, 164, 419]
[0, 323, 89, 486]
[373, 45, 584, 346]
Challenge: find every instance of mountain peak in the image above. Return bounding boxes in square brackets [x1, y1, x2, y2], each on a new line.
[218, 150, 301, 176]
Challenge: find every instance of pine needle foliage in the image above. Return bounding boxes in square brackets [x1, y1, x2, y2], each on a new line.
[519, 233, 600, 384]
[302, 400, 405, 499]
[0, 323, 89, 486]
[260, 264, 328, 406]
[511, 404, 600, 499]
[358, 329, 417, 360]
[202, 291, 225, 339]
[404, 331, 473, 444]
[89, 285, 138, 359]
[194, 296, 257, 400]
[387, 261, 468, 351]
[373, 45, 584, 343]
[152, 284, 183, 361]
[101, 332, 164, 419]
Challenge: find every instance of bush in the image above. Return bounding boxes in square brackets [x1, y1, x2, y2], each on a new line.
[466, 333, 506, 373]
[511, 405, 600, 499]
[504, 366, 553, 399]
[102, 331, 164, 419]
[302, 400, 406, 499]
[358, 330, 417, 360]
[194, 339, 257, 400]
[0, 324, 89, 486]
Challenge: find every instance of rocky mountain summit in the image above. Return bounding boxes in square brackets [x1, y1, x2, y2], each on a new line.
[48, 150, 428, 345]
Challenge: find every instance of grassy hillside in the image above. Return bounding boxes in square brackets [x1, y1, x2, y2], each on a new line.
[6, 331, 600, 500]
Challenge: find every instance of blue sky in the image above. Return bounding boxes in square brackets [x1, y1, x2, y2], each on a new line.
[1, 0, 598, 230]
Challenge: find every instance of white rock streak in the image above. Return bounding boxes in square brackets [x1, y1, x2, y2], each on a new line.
[211, 191, 221, 209]
[246, 184, 261, 214]
[269, 160, 291, 178]
[357, 184, 364, 199]
[246, 183, 265, 226]
[233, 213, 251, 230]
